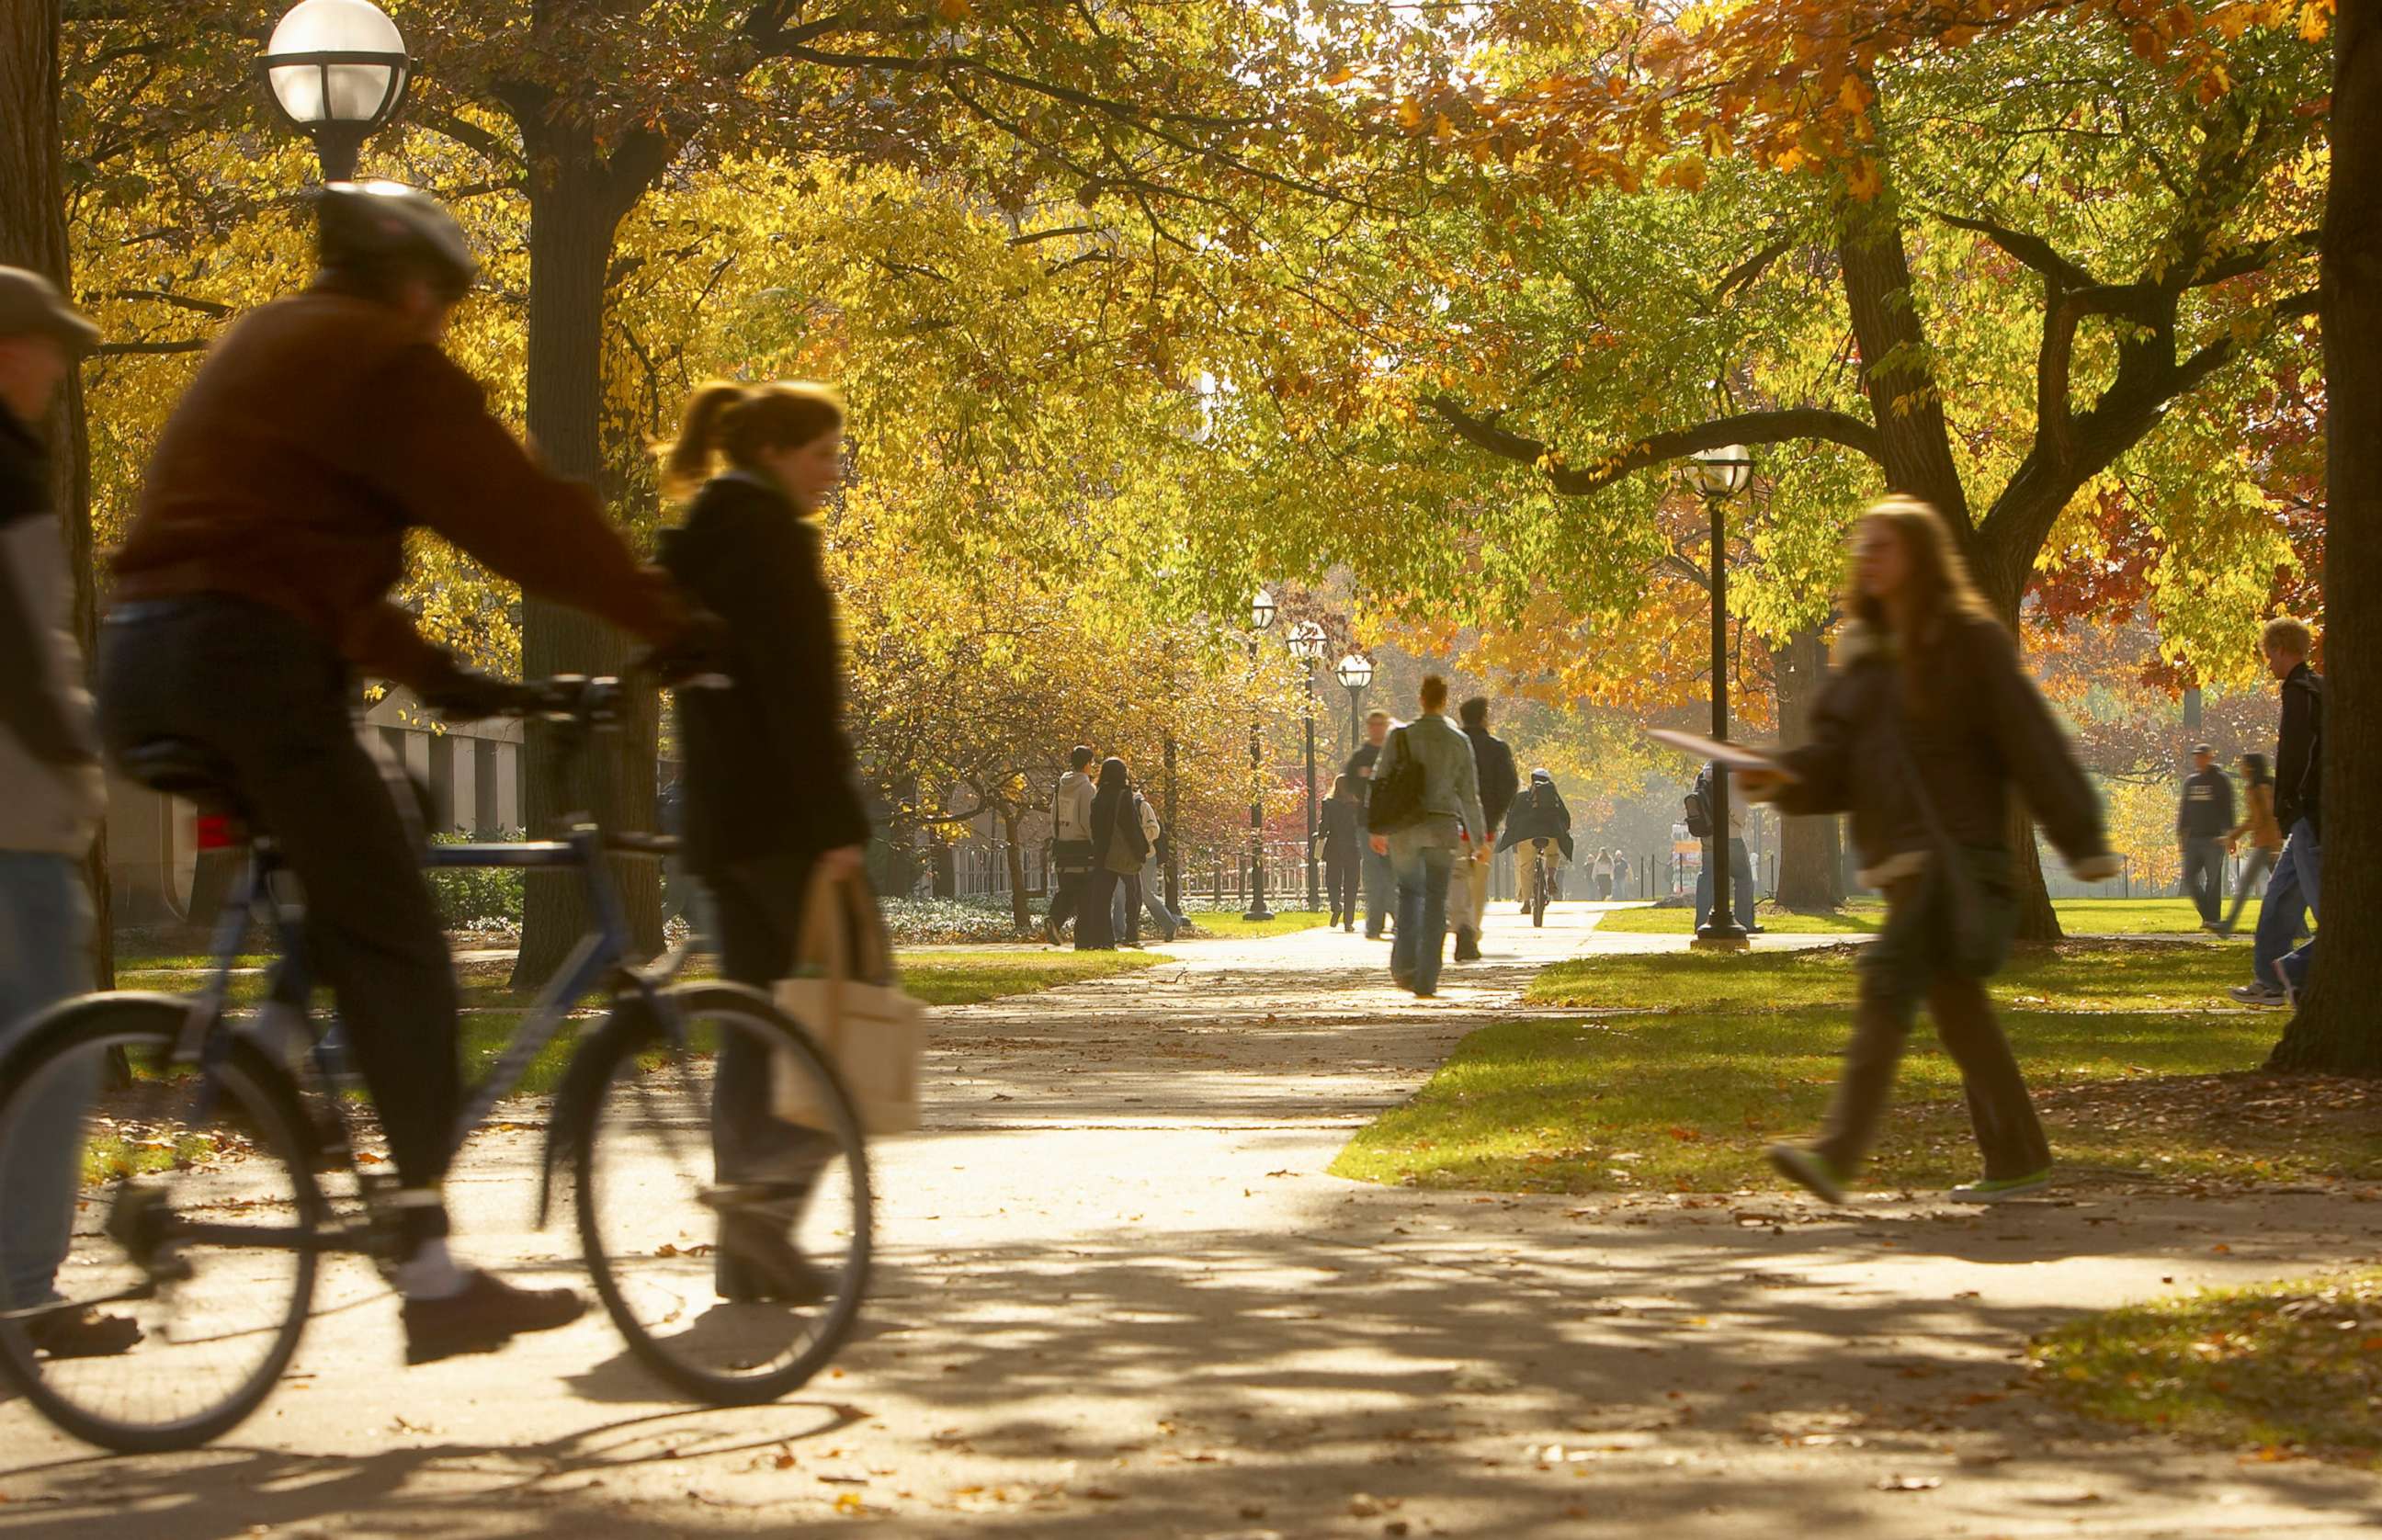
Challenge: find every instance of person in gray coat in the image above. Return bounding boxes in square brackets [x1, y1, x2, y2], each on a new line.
[1367, 674, 1488, 998]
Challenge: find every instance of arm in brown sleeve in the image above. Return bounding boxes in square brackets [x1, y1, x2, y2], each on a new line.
[330, 346, 685, 645]
[1969, 618, 2108, 864]
[1770, 675, 1855, 818]
[344, 601, 466, 695]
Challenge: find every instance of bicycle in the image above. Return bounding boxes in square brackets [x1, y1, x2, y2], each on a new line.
[0, 675, 871, 1453]
[1528, 840, 1560, 928]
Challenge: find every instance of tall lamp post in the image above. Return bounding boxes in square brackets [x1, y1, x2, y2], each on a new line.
[1244, 587, 1278, 921]
[1334, 652, 1373, 762]
[1288, 620, 1328, 912]
[262, 0, 412, 182]
[1681, 443, 1753, 950]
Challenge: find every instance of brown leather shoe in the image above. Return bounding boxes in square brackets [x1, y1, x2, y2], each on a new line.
[401, 1270, 586, 1366]
[22, 1304, 142, 1359]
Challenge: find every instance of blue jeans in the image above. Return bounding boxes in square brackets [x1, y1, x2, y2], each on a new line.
[1389, 834, 1457, 995]
[1695, 837, 1757, 931]
[2254, 820, 2320, 991]
[1362, 843, 1396, 937]
[0, 852, 95, 1308]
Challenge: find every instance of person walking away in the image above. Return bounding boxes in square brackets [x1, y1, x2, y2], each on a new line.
[1693, 763, 1761, 933]
[1497, 770, 1574, 905]
[2213, 752, 2280, 938]
[1321, 774, 1364, 931]
[1045, 745, 1097, 944]
[2175, 743, 2234, 930]
[1613, 850, 1632, 900]
[656, 379, 877, 1303]
[96, 186, 716, 1361]
[1109, 785, 1165, 944]
[1127, 795, 1181, 943]
[1594, 848, 1616, 900]
[1451, 696, 1518, 961]
[1742, 496, 2118, 1206]
[1079, 757, 1147, 951]
[0, 269, 136, 1358]
[1347, 708, 1399, 939]
[2237, 618, 2323, 1004]
[1367, 675, 1487, 996]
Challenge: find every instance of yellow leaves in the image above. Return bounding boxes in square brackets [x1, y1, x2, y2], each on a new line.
[1834, 76, 1869, 118]
[1655, 156, 1709, 194]
[1397, 99, 1423, 131]
[1939, 24, 1981, 48]
[1843, 157, 1883, 202]
[934, 0, 971, 19]
[2300, 0, 2333, 41]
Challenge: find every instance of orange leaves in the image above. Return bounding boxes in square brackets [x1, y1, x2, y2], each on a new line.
[1843, 157, 1884, 201]
[1655, 155, 1710, 193]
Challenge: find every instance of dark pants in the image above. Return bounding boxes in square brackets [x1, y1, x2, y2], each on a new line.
[2180, 836, 2227, 925]
[96, 599, 459, 1210]
[1815, 861, 2048, 1182]
[1048, 849, 1091, 934]
[1695, 836, 1757, 931]
[1109, 872, 1144, 944]
[1325, 856, 1359, 925]
[1078, 867, 1121, 949]
[706, 855, 845, 1187]
[1362, 844, 1395, 937]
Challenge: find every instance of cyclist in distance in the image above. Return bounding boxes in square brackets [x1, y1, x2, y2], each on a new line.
[1497, 768, 1576, 882]
[97, 181, 717, 1365]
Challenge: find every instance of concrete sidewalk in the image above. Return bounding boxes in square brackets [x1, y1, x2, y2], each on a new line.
[2, 903, 2372, 1537]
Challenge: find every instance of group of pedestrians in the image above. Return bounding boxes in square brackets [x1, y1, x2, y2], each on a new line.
[1044, 746, 1177, 949]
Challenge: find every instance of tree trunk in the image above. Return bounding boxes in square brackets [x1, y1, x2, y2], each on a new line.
[510, 133, 659, 985]
[1001, 806, 1030, 934]
[0, 0, 109, 986]
[2270, 0, 2381, 1075]
[1771, 620, 1845, 910]
[1834, 193, 1970, 529]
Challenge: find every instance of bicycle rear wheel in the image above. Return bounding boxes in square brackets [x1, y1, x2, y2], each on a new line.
[0, 997, 323, 1453]
[568, 984, 870, 1405]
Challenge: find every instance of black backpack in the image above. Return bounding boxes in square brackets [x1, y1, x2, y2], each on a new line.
[1683, 769, 1715, 839]
[1366, 727, 1426, 834]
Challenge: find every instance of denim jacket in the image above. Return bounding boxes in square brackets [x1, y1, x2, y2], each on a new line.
[1378, 712, 1488, 848]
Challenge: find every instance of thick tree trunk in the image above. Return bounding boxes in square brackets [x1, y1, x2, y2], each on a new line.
[1001, 807, 1030, 934]
[1772, 620, 1844, 910]
[2271, 0, 2381, 1075]
[510, 136, 660, 986]
[0, 0, 109, 985]
[1834, 196, 1970, 531]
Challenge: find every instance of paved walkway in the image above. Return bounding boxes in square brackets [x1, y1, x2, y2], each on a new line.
[2, 906, 2375, 1537]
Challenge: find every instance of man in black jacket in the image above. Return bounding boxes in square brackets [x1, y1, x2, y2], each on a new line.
[2240, 618, 2323, 1003]
[2175, 744, 2234, 928]
[1453, 696, 1519, 961]
[1346, 709, 1396, 938]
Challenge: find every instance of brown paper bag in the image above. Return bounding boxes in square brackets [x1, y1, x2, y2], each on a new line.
[772, 866, 924, 1136]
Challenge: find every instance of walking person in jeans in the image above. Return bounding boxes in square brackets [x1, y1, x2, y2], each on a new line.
[1740, 497, 2118, 1206]
[1367, 675, 1488, 999]
[0, 269, 137, 1357]
[2175, 743, 2234, 929]
[1077, 757, 1148, 951]
[2237, 618, 2322, 1004]
[2212, 752, 2279, 938]
[1044, 746, 1097, 944]
[1346, 709, 1399, 939]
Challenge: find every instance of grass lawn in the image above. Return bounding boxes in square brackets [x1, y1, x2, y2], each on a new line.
[1592, 897, 2265, 937]
[2030, 1270, 2382, 1468]
[1333, 943, 2379, 1195]
[896, 947, 1158, 1005]
[1175, 910, 1331, 941]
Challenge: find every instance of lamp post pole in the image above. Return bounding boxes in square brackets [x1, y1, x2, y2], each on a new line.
[1288, 620, 1326, 913]
[1244, 589, 1276, 922]
[1684, 445, 1752, 951]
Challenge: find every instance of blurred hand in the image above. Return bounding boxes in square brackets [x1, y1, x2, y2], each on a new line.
[1369, 834, 1389, 856]
[420, 666, 526, 723]
[820, 845, 866, 880]
[644, 609, 732, 683]
[1734, 766, 1790, 801]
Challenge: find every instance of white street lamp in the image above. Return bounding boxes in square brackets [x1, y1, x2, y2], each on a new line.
[1249, 586, 1278, 632]
[263, 0, 411, 181]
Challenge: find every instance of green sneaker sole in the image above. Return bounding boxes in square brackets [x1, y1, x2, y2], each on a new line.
[1949, 1170, 2053, 1204]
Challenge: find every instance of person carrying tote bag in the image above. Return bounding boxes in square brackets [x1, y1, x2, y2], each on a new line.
[1077, 756, 1146, 951]
[774, 864, 926, 1137]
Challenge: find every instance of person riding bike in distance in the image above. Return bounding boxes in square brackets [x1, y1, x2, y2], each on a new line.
[1497, 769, 1576, 889]
[98, 181, 719, 1365]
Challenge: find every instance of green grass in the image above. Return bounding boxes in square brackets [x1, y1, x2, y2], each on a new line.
[2031, 1271, 2382, 1468]
[896, 947, 1157, 1005]
[1591, 897, 2267, 937]
[1333, 944, 2378, 1195]
[1174, 910, 1331, 941]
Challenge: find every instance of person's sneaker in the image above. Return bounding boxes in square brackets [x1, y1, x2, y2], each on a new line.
[1949, 1168, 2054, 1204]
[2229, 982, 2285, 1005]
[1766, 1144, 1848, 1205]
[21, 1303, 142, 1359]
[401, 1269, 588, 1365]
[1452, 928, 1480, 962]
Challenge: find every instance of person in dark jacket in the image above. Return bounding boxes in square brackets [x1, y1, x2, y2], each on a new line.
[0, 268, 138, 1358]
[1741, 497, 2117, 1206]
[1453, 696, 1519, 960]
[97, 187, 707, 1362]
[1346, 708, 1397, 937]
[656, 378, 874, 1302]
[2175, 744, 2234, 928]
[1320, 774, 1365, 930]
[2240, 617, 2322, 1003]
[1498, 769, 1575, 906]
[1079, 757, 1148, 951]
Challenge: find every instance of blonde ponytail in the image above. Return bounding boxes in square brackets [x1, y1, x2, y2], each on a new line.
[660, 381, 749, 496]
[658, 379, 847, 498]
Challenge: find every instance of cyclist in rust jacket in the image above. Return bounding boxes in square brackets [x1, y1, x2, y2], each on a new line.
[97, 183, 704, 1366]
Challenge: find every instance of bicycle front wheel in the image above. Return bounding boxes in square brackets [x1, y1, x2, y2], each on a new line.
[568, 984, 871, 1405]
[0, 996, 323, 1453]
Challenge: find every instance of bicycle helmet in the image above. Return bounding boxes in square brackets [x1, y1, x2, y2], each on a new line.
[312, 180, 476, 303]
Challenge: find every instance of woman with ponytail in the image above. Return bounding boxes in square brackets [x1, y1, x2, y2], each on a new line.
[656, 379, 876, 1300]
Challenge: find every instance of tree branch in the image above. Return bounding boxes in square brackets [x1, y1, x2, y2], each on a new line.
[1928, 208, 2100, 290]
[1423, 398, 1883, 496]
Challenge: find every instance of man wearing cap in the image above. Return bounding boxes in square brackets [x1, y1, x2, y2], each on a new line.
[0, 267, 134, 1357]
[2176, 743, 2234, 930]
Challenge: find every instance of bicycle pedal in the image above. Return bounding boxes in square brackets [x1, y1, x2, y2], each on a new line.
[104, 1183, 194, 1284]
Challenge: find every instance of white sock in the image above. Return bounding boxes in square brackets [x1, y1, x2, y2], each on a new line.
[394, 1239, 470, 1300]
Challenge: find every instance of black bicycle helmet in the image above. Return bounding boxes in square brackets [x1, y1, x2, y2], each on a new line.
[312, 180, 476, 302]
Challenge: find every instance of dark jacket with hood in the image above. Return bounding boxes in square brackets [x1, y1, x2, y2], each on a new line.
[1771, 615, 2112, 887]
[2272, 661, 2323, 837]
[1320, 787, 1364, 866]
[1464, 723, 1521, 833]
[1498, 771, 1575, 861]
[658, 469, 870, 878]
[1089, 757, 1149, 871]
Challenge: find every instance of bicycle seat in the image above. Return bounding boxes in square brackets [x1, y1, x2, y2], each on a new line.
[119, 738, 241, 812]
